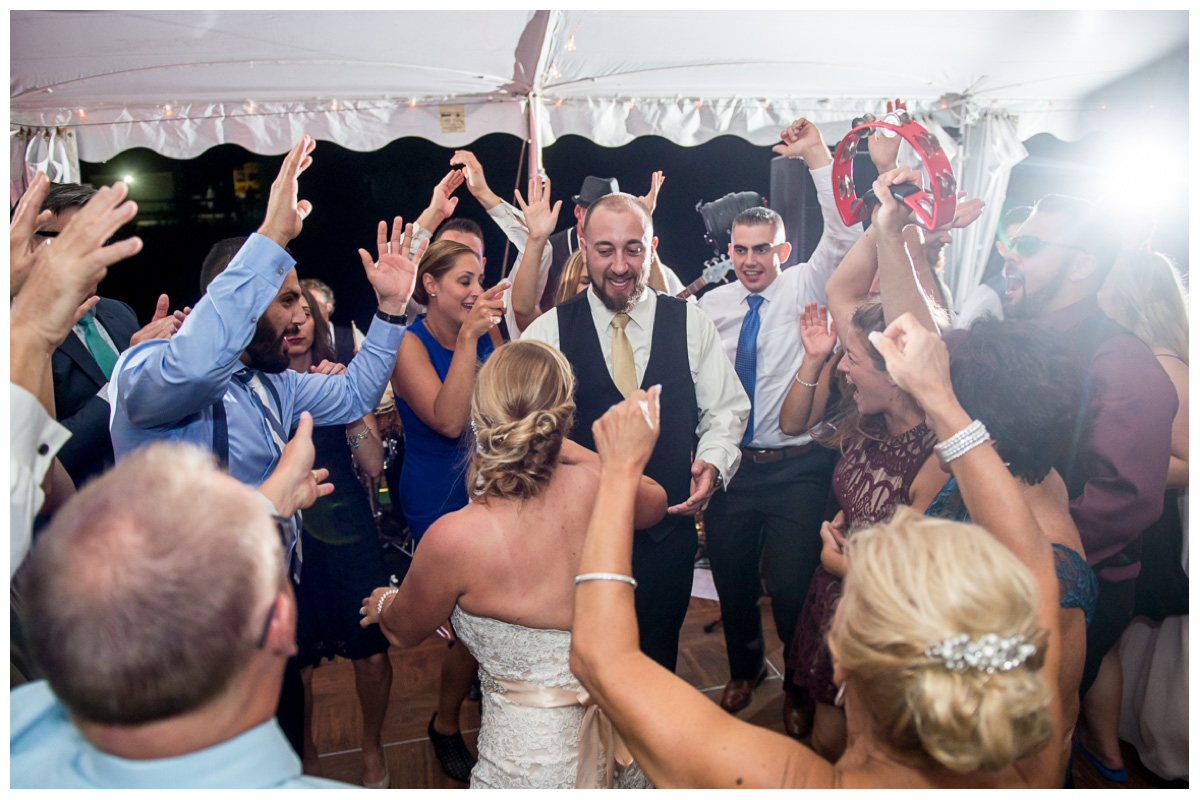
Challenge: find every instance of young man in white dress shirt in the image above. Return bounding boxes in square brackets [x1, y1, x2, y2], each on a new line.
[521, 193, 750, 673]
[696, 119, 862, 733]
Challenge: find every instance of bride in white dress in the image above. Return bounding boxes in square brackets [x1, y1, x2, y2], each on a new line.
[362, 340, 666, 788]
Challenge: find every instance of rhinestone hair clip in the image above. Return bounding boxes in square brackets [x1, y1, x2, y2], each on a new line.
[924, 633, 1037, 674]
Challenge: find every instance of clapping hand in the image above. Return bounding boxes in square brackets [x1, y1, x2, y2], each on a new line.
[130, 293, 191, 346]
[514, 175, 562, 241]
[637, 171, 665, 215]
[358, 217, 427, 316]
[799, 302, 837, 363]
[257, 135, 316, 248]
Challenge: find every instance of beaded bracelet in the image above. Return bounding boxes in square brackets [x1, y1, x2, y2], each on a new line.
[376, 588, 399, 617]
[794, 374, 819, 388]
[933, 420, 990, 463]
[574, 572, 638, 589]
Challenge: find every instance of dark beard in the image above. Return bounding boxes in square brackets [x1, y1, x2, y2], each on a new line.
[243, 320, 291, 373]
[1005, 263, 1069, 320]
[592, 273, 646, 315]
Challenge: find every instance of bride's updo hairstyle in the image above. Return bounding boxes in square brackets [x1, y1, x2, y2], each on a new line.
[468, 340, 576, 502]
[827, 507, 1054, 774]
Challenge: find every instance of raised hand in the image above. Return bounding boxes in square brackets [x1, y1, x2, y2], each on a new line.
[513, 175, 562, 241]
[10, 172, 54, 298]
[429, 168, 465, 220]
[11, 181, 142, 352]
[257, 135, 316, 248]
[358, 217, 426, 316]
[460, 280, 512, 342]
[799, 302, 837, 363]
[772, 118, 831, 168]
[947, 194, 985, 230]
[867, 98, 906, 172]
[870, 165, 922, 238]
[129, 293, 189, 346]
[592, 385, 662, 474]
[869, 312, 956, 412]
[257, 411, 334, 518]
[637, 170, 665, 215]
[450, 150, 502, 209]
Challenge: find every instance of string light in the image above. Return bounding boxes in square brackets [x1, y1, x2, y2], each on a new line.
[76, 109, 87, 119]
[163, 104, 173, 117]
[549, 63, 561, 80]
[565, 35, 576, 52]
[695, 100, 703, 108]
[1099, 104, 1107, 110]
[554, 99, 563, 107]
[330, 99, 339, 112]
[409, 98, 418, 108]
[244, 101, 256, 114]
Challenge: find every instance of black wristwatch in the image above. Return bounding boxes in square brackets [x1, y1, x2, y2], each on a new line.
[375, 309, 408, 326]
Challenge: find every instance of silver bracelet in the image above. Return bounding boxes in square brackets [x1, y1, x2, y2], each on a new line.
[574, 572, 638, 589]
[794, 374, 819, 388]
[346, 427, 372, 449]
[933, 420, 990, 463]
[376, 588, 399, 617]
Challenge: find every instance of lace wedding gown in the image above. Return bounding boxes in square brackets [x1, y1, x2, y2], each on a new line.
[451, 606, 650, 789]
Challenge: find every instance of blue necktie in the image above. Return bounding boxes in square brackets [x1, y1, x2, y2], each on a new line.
[734, 294, 764, 447]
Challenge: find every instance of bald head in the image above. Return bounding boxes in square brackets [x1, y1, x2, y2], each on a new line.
[21, 444, 284, 725]
[582, 193, 654, 240]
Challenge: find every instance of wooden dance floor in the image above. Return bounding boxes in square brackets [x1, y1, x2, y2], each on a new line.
[308, 593, 1183, 789]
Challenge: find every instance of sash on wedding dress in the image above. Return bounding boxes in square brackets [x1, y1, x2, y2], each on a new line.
[483, 673, 633, 788]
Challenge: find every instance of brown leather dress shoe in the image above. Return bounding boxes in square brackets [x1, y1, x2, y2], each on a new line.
[782, 685, 814, 739]
[719, 665, 769, 713]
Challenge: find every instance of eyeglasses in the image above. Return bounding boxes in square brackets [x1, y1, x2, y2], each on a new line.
[1009, 235, 1088, 258]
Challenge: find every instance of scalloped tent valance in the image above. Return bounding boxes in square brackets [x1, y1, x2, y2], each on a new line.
[11, 10, 1188, 162]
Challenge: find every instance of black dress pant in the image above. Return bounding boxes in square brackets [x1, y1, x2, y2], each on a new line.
[704, 447, 836, 681]
[631, 514, 699, 672]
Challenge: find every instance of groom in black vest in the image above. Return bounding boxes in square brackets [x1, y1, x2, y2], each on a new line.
[522, 194, 749, 671]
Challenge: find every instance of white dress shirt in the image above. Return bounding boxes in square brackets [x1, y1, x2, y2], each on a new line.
[697, 164, 862, 450]
[10, 384, 71, 576]
[521, 286, 750, 485]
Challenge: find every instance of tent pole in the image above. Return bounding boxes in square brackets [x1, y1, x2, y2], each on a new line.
[528, 93, 543, 179]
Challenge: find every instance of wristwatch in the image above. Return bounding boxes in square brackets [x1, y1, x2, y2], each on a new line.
[375, 309, 408, 326]
[712, 469, 725, 492]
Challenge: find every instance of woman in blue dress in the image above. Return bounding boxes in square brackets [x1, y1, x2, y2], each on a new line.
[390, 238, 508, 782]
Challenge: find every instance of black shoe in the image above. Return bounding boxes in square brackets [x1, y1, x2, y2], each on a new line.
[428, 713, 476, 783]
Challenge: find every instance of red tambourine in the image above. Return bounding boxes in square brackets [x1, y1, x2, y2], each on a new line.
[831, 112, 957, 230]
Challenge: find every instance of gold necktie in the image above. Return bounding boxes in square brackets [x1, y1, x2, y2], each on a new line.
[610, 313, 638, 398]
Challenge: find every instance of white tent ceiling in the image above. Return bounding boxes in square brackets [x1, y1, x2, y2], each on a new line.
[10, 10, 1188, 161]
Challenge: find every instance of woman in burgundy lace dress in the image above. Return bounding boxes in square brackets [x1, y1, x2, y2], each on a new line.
[784, 300, 947, 759]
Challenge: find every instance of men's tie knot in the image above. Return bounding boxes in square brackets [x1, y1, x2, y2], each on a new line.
[746, 294, 764, 313]
[611, 313, 631, 331]
[78, 312, 96, 329]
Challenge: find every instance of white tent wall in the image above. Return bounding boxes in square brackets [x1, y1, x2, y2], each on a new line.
[11, 10, 1187, 303]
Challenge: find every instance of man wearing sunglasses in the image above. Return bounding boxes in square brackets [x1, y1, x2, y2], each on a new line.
[1003, 194, 1176, 774]
[10, 432, 351, 788]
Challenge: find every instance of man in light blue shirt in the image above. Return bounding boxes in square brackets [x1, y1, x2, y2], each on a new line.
[110, 134, 423, 504]
[11, 432, 349, 788]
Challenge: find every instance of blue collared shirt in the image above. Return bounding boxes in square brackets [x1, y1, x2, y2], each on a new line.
[109, 233, 404, 488]
[10, 680, 352, 788]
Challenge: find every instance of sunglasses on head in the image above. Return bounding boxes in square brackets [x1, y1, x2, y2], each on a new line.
[1009, 235, 1088, 258]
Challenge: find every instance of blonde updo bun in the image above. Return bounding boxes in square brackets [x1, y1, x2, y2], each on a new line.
[827, 507, 1053, 774]
[468, 341, 576, 501]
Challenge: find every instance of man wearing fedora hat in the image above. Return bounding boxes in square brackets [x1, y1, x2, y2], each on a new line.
[449, 150, 672, 336]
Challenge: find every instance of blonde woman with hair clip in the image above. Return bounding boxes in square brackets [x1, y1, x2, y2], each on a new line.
[362, 340, 667, 788]
[1097, 250, 1189, 781]
[570, 313, 1068, 788]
